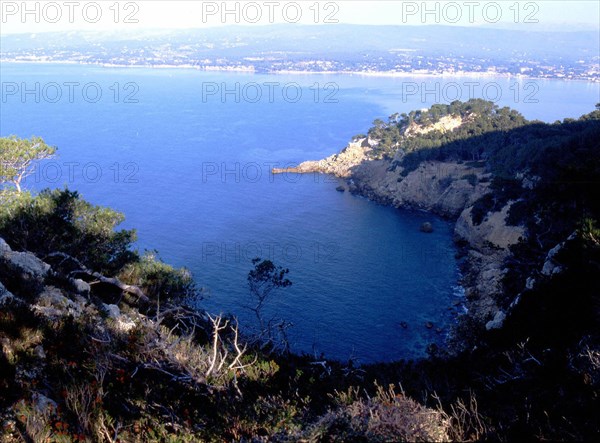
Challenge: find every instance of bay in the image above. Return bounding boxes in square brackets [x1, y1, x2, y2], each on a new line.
[1, 63, 598, 361]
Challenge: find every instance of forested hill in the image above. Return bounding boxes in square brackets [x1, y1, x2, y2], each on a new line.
[362, 99, 598, 180]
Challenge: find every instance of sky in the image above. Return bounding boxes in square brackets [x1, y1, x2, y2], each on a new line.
[0, 0, 598, 34]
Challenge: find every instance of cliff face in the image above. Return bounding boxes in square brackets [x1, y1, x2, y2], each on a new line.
[349, 149, 526, 330]
[273, 119, 529, 333]
[349, 159, 489, 218]
[455, 203, 525, 250]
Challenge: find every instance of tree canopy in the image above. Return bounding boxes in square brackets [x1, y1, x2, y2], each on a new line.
[0, 135, 56, 192]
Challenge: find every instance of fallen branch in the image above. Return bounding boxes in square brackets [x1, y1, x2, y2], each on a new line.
[46, 251, 149, 304]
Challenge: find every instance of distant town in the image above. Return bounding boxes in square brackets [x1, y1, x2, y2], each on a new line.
[1, 26, 598, 81]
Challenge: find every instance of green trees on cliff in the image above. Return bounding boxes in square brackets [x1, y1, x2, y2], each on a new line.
[0, 136, 56, 192]
[365, 99, 528, 161]
[0, 188, 137, 274]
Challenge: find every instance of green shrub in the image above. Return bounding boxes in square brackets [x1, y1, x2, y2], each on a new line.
[0, 188, 137, 274]
[462, 173, 478, 187]
[471, 194, 495, 225]
[119, 251, 196, 303]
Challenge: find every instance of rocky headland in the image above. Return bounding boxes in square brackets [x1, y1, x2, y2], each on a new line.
[273, 106, 533, 338]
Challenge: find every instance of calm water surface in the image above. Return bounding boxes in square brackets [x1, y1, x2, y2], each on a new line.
[1, 63, 598, 361]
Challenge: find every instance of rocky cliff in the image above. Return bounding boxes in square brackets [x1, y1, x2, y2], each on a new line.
[273, 117, 528, 336]
[272, 138, 372, 178]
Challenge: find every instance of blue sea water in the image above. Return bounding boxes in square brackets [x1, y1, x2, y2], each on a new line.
[1, 63, 598, 362]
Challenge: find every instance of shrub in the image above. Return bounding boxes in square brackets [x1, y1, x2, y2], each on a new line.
[462, 173, 478, 187]
[506, 200, 529, 226]
[471, 194, 495, 225]
[0, 188, 137, 274]
[305, 384, 450, 442]
[119, 251, 196, 304]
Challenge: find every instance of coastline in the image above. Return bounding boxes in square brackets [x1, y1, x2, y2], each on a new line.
[2, 59, 598, 82]
[272, 132, 526, 344]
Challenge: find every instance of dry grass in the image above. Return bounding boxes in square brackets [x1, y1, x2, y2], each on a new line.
[305, 383, 450, 442]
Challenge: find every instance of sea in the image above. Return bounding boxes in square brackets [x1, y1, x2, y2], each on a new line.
[1, 62, 598, 362]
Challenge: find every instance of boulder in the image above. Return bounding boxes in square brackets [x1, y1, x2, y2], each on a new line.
[104, 303, 136, 333]
[72, 278, 91, 295]
[103, 303, 121, 319]
[541, 242, 564, 276]
[420, 222, 434, 233]
[114, 316, 136, 333]
[486, 310, 506, 330]
[32, 287, 83, 320]
[31, 393, 57, 415]
[0, 237, 11, 254]
[0, 281, 15, 306]
[0, 248, 51, 296]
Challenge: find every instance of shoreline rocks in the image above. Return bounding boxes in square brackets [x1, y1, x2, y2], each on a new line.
[276, 135, 528, 340]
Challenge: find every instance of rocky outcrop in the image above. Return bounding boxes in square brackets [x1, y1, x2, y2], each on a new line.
[404, 115, 464, 137]
[0, 238, 50, 296]
[272, 111, 538, 334]
[0, 281, 14, 306]
[454, 202, 526, 250]
[275, 124, 530, 333]
[486, 310, 507, 330]
[541, 242, 565, 276]
[350, 160, 489, 218]
[420, 222, 434, 233]
[272, 139, 372, 177]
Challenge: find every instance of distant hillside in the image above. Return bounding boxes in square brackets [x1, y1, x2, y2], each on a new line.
[2, 25, 597, 79]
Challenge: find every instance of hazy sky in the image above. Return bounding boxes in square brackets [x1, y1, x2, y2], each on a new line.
[1, 1, 598, 34]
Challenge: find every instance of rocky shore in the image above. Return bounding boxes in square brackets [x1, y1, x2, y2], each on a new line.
[273, 136, 526, 340]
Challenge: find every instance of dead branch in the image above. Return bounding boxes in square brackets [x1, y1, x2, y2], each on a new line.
[206, 313, 229, 378]
[46, 251, 149, 304]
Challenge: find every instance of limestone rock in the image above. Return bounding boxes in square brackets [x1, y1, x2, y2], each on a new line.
[115, 317, 136, 333]
[486, 310, 506, 330]
[454, 202, 525, 250]
[31, 393, 57, 415]
[0, 237, 11, 254]
[32, 287, 83, 319]
[0, 281, 15, 306]
[272, 139, 372, 178]
[72, 278, 91, 295]
[351, 160, 488, 218]
[0, 247, 51, 296]
[104, 303, 136, 332]
[104, 303, 121, 319]
[404, 115, 464, 137]
[541, 242, 564, 276]
[525, 277, 536, 290]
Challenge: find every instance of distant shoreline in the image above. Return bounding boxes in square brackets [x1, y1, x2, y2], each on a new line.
[2, 59, 597, 83]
